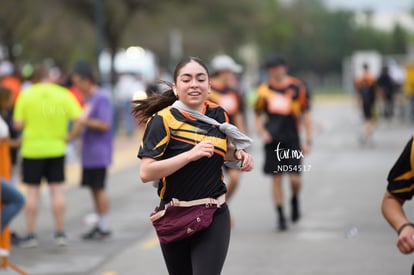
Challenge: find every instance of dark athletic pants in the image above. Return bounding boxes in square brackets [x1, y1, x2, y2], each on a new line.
[160, 203, 231, 275]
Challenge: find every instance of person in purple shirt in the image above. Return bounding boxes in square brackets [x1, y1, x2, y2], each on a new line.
[68, 61, 113, 240]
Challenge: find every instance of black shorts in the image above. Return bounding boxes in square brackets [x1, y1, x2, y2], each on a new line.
[362, 101, 374, 120]
[81, 167, 107, 189]
[263, 140, 302, 175]
[22, 156, 65, 185]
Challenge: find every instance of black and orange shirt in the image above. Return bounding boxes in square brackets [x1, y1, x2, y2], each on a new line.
[138, 101, 228, 202]
[255, 76, 309, 142]
[354, 72, 376, 102]
[387, 136, 414, 201]
[207, 85, 244, 124]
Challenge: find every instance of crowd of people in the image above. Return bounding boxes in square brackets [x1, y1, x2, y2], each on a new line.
[354, 61, 408, 147]
[3, 52, 414, 274]
[0, 52, 314, 274]
[0, 60, 115, 250]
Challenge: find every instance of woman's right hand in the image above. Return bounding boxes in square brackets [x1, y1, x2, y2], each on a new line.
[397, 225, 414, 254]
[187, 140, 215, 161]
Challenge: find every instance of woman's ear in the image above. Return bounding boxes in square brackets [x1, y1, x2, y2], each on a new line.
[172, 84, 178, 97]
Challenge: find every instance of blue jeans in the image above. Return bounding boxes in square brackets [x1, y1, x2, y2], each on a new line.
[1, 181, 25, 231]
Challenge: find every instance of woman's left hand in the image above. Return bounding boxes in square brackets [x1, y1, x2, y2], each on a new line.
[234, 150, 254, 172]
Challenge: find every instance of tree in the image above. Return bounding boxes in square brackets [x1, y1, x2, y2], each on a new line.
[0, 0, 39, 64]
[391, 23, 407, 54]
[60, 0, 159, 85]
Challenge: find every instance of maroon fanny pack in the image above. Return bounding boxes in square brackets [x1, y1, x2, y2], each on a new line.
[150, 195, 225, 244]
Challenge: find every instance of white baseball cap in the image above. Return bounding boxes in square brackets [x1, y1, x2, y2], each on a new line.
[210, 55, 242, 74]
[0, 61, 13, 77]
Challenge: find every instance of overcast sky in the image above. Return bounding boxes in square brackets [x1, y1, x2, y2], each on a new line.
[324, 0, 414, 31]
[324, 0, 412, 12]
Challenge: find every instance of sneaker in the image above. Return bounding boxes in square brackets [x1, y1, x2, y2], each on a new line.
[278, 218, 287, 232]
[276, 206, 287, 231]
[19, 234, 38, 248]
[54, 232, 68, 246]
[82, 227, 111, 240]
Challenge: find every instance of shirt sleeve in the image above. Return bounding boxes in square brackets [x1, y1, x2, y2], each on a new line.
[12, 93, 25, 123]
[387, 137, 414, 200]
[94, 96, 112, 125]
[302, 82, 311, 112]
[254, 84, 267, 114]
[66, 92, 82, 120]
[138, 114, 169, 160]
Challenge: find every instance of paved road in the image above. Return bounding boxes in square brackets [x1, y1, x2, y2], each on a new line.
[3, 95, 414, 275]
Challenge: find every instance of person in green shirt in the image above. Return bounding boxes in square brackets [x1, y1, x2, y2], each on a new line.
[13, 64, 82, 247]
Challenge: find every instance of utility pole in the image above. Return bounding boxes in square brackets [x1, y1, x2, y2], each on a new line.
[95, 0, 105, 85]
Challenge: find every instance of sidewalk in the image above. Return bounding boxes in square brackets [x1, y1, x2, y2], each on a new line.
[2, 133, 147, 275]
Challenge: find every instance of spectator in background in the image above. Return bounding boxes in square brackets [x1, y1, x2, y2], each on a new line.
[354, 63, 377, 146]
[13, 64, 82, 248]
[69, 61, 113, 240]
[254, 54, 312, 231]
[0, 61, 23, 244]
[387, 59, 407, 121]
[0, 61, 21, 106]
[114, 72, 145, 137]
[20, 63, 34, 92]
[0, 85, 24, 235]
[208, 55, 248, 208]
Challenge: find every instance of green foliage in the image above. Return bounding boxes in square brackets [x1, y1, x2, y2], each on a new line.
[0, 0, 412, 76]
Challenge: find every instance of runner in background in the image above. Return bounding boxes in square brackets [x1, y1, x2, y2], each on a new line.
[354, 63, 377, 146]
[254, 54, 311, 231]
[208, 55, 247, 207]
[376, 65, 396, 121]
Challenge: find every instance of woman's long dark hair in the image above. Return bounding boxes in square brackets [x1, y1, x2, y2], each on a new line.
[132, 56, 209, 124]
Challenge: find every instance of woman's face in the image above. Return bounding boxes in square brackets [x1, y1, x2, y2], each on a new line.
[174, 60, 210, 111]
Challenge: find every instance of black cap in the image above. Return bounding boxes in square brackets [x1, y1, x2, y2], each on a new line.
[265, 54, 287, 69]
[72, 60, 96, 82]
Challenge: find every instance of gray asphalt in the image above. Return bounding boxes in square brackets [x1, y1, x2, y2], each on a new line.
[3, 96, 414, 275]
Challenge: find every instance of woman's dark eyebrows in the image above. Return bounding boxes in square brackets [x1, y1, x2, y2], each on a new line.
[180, 73, 207, 78]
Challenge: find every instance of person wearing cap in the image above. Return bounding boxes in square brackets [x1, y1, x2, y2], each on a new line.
[68, 61, 113, 240]
[254, 54, 312, 231]
[208, 55, 248, 208]
[13, 63, 82, 247]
